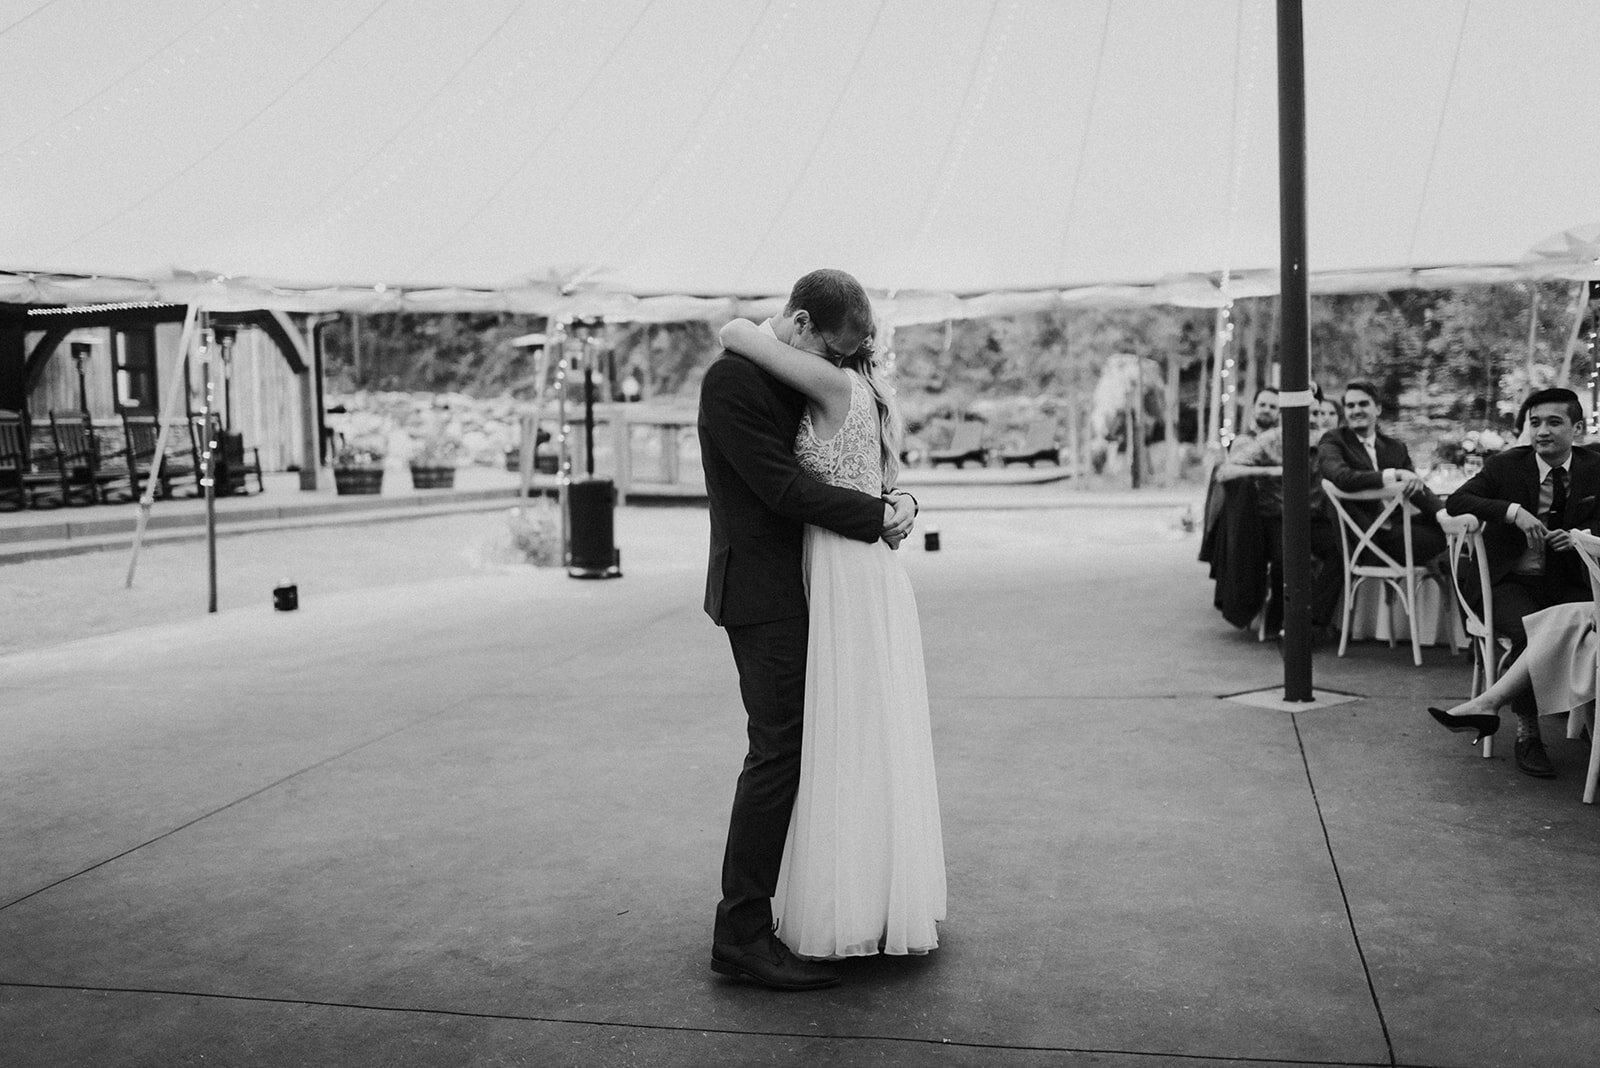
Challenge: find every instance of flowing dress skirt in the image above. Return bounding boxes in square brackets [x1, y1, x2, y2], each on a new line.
[772, 525, 946, 959]
[1524, 600, 1598, 722]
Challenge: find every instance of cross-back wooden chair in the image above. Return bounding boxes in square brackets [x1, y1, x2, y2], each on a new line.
[1323, 479, 1440, 667]
[1559, 529, 1600, 804]
[1440, 513, 1503, 757]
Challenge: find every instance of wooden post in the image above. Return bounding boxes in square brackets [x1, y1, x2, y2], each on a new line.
[1526, 286, 1541, 379]
[1128, 358, 1142, 490]
[1557, 282, 1589, 386]
[1164, 350, 1181, 483]
[1066, 400, 1082, 485]
[613, 405, 631, 504]
[350, 314, 363, 387]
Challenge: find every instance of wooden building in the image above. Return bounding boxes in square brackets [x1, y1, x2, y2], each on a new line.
[0, 302, 328, 488]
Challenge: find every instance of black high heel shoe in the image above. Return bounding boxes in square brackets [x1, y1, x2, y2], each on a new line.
[1427, 706, 1500, 744]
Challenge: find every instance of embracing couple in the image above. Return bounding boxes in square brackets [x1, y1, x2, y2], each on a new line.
[697, 268, 946, 990]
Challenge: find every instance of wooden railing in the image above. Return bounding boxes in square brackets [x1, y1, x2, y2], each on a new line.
[520, 403, 702, 502]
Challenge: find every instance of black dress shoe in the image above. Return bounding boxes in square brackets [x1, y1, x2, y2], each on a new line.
[1514, 736, 1556, 779]
[1427, 706, 1501, 745]
[711, 934, 839, 991]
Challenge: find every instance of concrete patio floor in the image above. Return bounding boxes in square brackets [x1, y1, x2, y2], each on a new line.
[2, 501, 1597, 1067]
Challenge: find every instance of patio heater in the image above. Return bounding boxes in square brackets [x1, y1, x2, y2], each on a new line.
[70, 341, 92, 414]
[566, 319, 621, 579]
[212, 325, 241, 496]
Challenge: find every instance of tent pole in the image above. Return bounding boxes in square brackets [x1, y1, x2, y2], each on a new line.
[125, 303, 201, 589]
[1277, 0, 1313, 701]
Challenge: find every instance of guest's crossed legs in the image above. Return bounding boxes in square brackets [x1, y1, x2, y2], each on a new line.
[717, 615, 808, 946]
[1491, 574, 1591, 727]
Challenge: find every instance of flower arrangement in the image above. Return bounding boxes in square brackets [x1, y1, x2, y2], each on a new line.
[410, 431, 463, 468]
[1433, 427, 1508, 466]
[332, 435, 387, 469]
[506, 501, 561, 566]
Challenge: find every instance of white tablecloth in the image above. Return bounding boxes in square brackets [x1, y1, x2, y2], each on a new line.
[1344, 575, 1467, 650]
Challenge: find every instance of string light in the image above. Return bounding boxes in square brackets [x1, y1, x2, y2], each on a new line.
[1210, 0, 1263, 451]
[197, 328, 216, 490]
[1218, 303, 1238, 447]
[27, 301, 183, 317]
[1587, 326, 1599, 436]
[552, 338, 573, 480]
[4, 2, 257, 164]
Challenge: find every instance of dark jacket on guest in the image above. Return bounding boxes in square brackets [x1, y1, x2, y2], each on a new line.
[1317, 425, 1445, 527]
[1199, 475, 1268, 629]
[1445, 444, 1600, 588]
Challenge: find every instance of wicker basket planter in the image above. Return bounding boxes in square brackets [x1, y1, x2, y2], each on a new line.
[409, 465, 456, 490]
[333, 466, 385, 495]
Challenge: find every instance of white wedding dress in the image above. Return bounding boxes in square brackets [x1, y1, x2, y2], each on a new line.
[772, 370, 946, 959]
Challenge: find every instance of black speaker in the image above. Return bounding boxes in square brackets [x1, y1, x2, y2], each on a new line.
[567, 477, 621, 579]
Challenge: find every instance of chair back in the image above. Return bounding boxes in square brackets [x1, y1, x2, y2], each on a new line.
[1440, 513, 1493, 637]
[1563, 529, 1600, 804]
[48, 411, 97, 471]
[0, 409, 26, 471]
[947, 421, 983, 453]
[1321, 479, 1417, 574]
[122, 414, 159, 464]
[1567, 530, 1600, 625]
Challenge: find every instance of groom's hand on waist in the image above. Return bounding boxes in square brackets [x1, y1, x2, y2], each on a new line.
[882, 494, 916, 548]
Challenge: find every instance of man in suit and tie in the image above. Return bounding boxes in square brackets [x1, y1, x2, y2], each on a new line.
[1318, 380, 1448, 570]
[698, 268, 916, 989]
[1446, 387, 1600, 778]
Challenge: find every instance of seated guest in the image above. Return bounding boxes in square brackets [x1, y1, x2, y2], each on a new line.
[1439, 387, 1600, 777]
[1427, 599, 1593, 762]
[1215, 385, 1343, 633]
[1198, 386, 1281, 573]
[1313, 395, 1342, 432]
[1317, 380, 1447, 569]
[1231, 387, 1280, 452]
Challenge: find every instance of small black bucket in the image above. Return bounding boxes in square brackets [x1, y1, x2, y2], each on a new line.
[273, 582, 299, 611]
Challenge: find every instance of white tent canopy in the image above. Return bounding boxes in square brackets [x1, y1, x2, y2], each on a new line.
[2, 0, 1598, 317]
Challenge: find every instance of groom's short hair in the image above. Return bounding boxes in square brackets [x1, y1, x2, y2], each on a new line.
[785, 269, 874, 339]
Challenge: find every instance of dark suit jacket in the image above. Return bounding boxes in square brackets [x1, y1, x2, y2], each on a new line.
[1317, 425, 1444, 528]
[698, 352, 885, 627]
[1445, 445, 1600, 587]
[1199, 475, 1268, 629]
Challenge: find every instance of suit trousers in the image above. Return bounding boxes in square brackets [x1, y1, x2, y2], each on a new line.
[716, 614, 809, 945]
[1492, 570, 1591, 721]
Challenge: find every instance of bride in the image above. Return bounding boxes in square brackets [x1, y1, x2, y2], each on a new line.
[719, 306, 946, 959]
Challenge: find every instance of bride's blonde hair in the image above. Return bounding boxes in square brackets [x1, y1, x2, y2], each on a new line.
[839, 334, 903, 490]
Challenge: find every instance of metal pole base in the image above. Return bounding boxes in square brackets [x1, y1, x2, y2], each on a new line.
[567, 549, 622, 580]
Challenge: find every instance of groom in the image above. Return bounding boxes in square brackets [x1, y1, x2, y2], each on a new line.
[699, 268, 916, 990]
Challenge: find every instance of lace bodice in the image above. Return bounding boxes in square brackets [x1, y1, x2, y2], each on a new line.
[796, 371, 882, 495]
